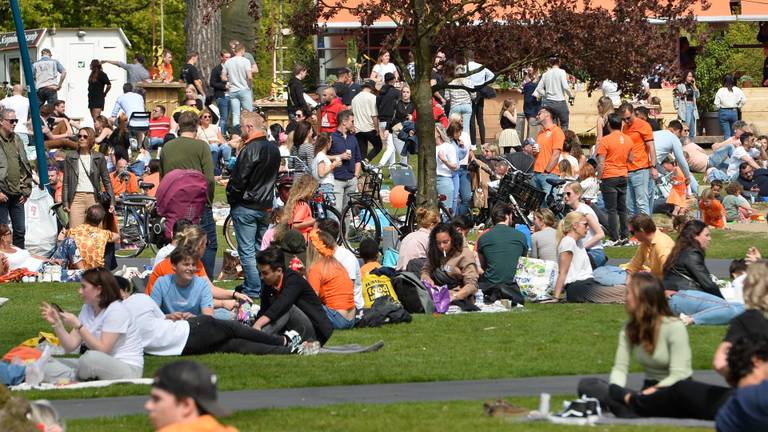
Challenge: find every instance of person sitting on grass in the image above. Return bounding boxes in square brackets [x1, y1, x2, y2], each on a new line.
[710, 179, 724, 202]
[530, 209, 558, 262]
[317, 219, 363, 310]
[716, 334, 768, 432]
[118, 276, 309, 356]
[153, 218, 193, 269]
[280, 174, 317, 241]
[358, 237, 381, 278]
[578, 272, 692, 416]
[142, 159, 161, 197]
[66, 204, 121, 270]
[253, 246, 333, 346]
[699, 187, 727, 229]
[259, 207, 285, 250]
[421, 222, 479, 309]
[306, 229, 356, 329]
[477, 204, 528, 304]
[623, 214, 676, 279]
[396, 208, 440, 272]
[722, 182, 753, 223]
[150, 248, 214, 320]
[40, 268, 144, 383]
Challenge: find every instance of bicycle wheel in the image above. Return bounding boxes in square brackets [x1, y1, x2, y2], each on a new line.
[115, 208, 147, 258]
[223, 214, 238, 251]
[320, 204, 343, 243]
[341, 200, 380, 256]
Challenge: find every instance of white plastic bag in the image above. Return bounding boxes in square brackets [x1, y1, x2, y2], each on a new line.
[24, 187, 58, 256]
[515, 256, 558, 301]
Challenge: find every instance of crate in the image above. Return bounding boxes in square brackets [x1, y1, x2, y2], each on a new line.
[497, 173, 545, 212]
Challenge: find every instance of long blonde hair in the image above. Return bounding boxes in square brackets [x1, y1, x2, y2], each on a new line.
[500, 98, 516, 116]
[744, 261, 768, 313]
[556, 211, 585, 244]
[281, 175, 318, 226]
[306, 230, 346, 286]
[597, 96, 614, 116]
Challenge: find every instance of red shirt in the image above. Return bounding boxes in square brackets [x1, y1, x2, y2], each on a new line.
[411, 100, 448, 128]
[319, 98, 345, 133]
[149, 116, 171, 139]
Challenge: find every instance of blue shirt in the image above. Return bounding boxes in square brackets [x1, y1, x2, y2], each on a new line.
[329, 130, 362, 181]
[150, 274, 213, 315]
[111, 92, 146, 120]
[716, 381, 768, 432]
[522, 81, 541, 119]
[653, 129, 691, 178]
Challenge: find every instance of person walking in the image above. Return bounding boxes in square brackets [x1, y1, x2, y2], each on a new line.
[62, 127, 114, 229]
[0, 108, 32, 249]
[318, 87, 345, 134]
[597, 113, 633, 243]
[102, 54, 150, 86]
[226, 111, 281, 297]
[619, 102, 657, 216]
[222, 42, 254, 133]
[328, 110, 361, 212]
[351, 80, 383, 161]
[674, 71, 699, 139]
[714, 74, 746, 138]
[533, 57, 574, 130]
[32, 48, 67, 109]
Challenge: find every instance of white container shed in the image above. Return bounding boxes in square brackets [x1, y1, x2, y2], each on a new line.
[0, 28, 130, 125]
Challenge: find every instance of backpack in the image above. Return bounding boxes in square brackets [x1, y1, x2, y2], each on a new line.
[155, 169, 209, 241]
[391, 271, 434, 314]
[355, 295, 411, 328]
[362, 272, 399, 309]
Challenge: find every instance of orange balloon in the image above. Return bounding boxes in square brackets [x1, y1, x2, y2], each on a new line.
[389, 185, 410, 209]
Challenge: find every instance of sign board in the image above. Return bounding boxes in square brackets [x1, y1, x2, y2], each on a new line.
[0, 29, 46, 52]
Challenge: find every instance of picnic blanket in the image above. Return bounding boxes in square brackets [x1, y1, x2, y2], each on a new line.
[319, 340, 385, 354]
[10, 378, 153, 391]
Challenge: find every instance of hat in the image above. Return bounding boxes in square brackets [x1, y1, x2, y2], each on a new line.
[384, 72, 396, 83]
[152, 361, 229, 418]
[361, 79, 377, 90]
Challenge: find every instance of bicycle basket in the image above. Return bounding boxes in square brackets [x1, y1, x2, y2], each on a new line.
[497, 173, 545, 212]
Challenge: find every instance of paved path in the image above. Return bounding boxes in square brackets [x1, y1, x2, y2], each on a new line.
[53, 371, 726, 420]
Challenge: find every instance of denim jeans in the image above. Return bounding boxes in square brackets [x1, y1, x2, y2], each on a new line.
[592, 266, 627, 286]
[719, 109, 738, 138]
[449, 103, 472, 132]
[707, 143, 734, 171]
[149, 137, 165, 150]
[668, 290, 744, 325]
[229, 88, 254, 128]
[470, 97, 486, 147]
[627, 168, 651, 216]
[37, 87, 58, 109]
[454, 166, 472, 217]
[601, 176, 628, 241]
[0, 194, 26, 248]
[199, 206, 218, 281]
[684, 102, 697, 138]
[231, 205, 270, 297]
[532, 172, 561, 204]
[587, 248, 608, 269]
[217, 95, 231, 134]
[542, 99, 570, 130]
[323, 305, 355, 329]
[436, 175, 455, 214]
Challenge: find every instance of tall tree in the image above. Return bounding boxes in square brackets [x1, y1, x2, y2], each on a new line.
[186, 0, 222, 94]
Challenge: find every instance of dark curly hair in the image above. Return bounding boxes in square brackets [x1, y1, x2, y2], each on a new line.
[426, 223, 464, 271]
[726, 334, 768, 386]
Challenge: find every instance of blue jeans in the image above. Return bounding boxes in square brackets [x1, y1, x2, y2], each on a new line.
[707, 143, 734, 171]
[217, 95, 230, 134]
[436, 175, 455, 214]
[149, 137, 165, 150]
[449, 103, 472, 132]
[199, 207, 218, 281]
[323, 305, 355, 329]
[229, 88, 254, 128]
[719, 108, 738, 138]
[532, 172, 561, 203]
[0, 193, 26, 248]
[668, 290, 744, 325]
[684, 102, 697, 138]
[627, 168, 651, 216]
[231, 205, 270, 297]
[454, 166, 472, 217]
[587, 248, 607, 269]
[592, 266, 627, 286]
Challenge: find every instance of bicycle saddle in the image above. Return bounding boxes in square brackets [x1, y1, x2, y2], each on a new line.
[546, 178, 567, 187]
[139, 182, 154, 190]
[404, 185, 417, 194]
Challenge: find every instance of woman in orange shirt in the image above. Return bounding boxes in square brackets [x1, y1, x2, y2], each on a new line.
[281, 175, 317, 240]
[698, 188, 726, 229]
[306, 229, 355, 329]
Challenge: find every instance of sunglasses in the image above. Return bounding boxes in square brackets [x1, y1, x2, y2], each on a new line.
[201, 115, 211, 119]
[3, 118, 18, 124]
[565, 191, 573, 197]
[78, 134, 89, 139]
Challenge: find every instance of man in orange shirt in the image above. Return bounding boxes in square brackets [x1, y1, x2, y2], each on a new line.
[532, 107, 565, 197]
[150, 49, 174, 83]
[597, 113, 633, 242]
[110, 158, 139, 197]
[619, 103, 657, 216]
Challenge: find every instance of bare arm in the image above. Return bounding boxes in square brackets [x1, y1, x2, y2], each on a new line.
[545, 149, 561, 173]
[553, 250, 573, 299]
[583, 213, 605, 249]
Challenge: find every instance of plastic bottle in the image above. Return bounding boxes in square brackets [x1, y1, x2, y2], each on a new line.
[475, 288, 484, 305]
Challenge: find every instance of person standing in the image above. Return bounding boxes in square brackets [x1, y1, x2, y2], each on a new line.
[318, 87, 345, 133]
[376, 72, 400, 161]
[714, 74, 747, 139]
[160, 112, 217, 280]
[351, 80, 383, 161]
[181, 52, 206, 100]
[466, 50, 495, 147]
[0, 85, 31, 160]
[210, 49, 232, 135]
[328, 110, 361, 213]
[150, 49, 174, 83]
[32, 48, 67, 109]
[102, 54, 150, 86]
[62, 127, 114, 229]
[597, 113, 633, 243]
[533, 57, 574, 130]
[521, 68, 541, 139]
[87, 59, 112, 123]
[369, 49, 399, 83]
[222, 43, 254, 133]
[674, 71, 699, 139]
[443, 60, 473, 133]
[228, 39, 259, 75]
[0, 108, 32, 249]
[333, 67, 361, 107]
[287, 64, 310, 119]
[532, 107, 564, 196]
[226, 111, 281, 297]
[619, 103, 657, 216]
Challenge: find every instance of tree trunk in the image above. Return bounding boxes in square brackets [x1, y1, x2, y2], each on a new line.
[185, 0, 221, 95]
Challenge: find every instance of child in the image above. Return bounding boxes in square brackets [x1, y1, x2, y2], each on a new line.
[358, 238, 381, 278]
[710, 179, 724, 202]
[722, 182, 753, 222]
[649, 96, 662, 118]
[261, 207, 286, 250]
[578, 163, 600, 204]
[558, 159, 577, 181]
[662, 156, 688, 216]
[699, 188, 726, 229]
[150, 247, 214, 319]
[282, 174, 318, 240]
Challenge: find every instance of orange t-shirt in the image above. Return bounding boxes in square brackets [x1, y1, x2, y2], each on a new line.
[699, 199, 725, 228]
[307, 261, 355, 311]
[360, 261, 380, 278]
[150, 63, 174, 82]
[68, 224, 112, 269]
[623, 118, 654, 171]
[143, 172, 160, 197]
[597, 132, 633, 179]
[534, 124, 565, 175]
[110, 172, 139, 196]
[291, 201, 313, 239]
[146, 257, 208, 295]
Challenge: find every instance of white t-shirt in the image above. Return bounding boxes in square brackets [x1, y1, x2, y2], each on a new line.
[335, 246, 363, 309]
[558, 236, 593, 285]
[457, 131, 475, 165]
[351, 91, 378, 133]
[153, 244, 176, 269]
[1, 95, 30, 134]
[727, 146, 749, 178]
[312, 151, 334, 185]
[76, 155, 95, 193]
[372, 63, 397, 82]
[4, 247, 44, 271]
[436, 142, 457, 177]
[223, 56, 252, 92]
[122, 294, 190, 356]
[575, 203, 603, 250]
[560, 154, 580, 176]
[580, 177, 600, 202]
[78, 301, 144, 368]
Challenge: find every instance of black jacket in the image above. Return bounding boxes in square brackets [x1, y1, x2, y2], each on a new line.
[226, 135, 281, 210]
[62, 151, 113, 207]
[376, 84, 400, 121]
[287, 76, 308, 114]
[388, 99, 415, 131]
[257, 269, 333, 345]
[663, 247, 722, 298]
[209, 64, 227, 99]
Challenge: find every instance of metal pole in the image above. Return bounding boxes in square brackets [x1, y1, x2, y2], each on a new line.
[9, 0, 49, 190]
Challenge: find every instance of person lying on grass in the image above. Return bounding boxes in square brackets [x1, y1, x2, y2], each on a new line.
[0, 223, 83, 274]
[150, 247, 214, 320]
[118, 276, 314, 356]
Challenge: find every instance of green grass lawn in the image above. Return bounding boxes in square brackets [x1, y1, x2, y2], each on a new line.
[0, 284, 726, 401]
[605, 227, 767, 260]
[68, 398, 711, 432]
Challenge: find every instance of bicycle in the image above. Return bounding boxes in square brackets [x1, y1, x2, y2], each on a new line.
[483, 157, 546, 229]
[114, 182, 161, 258]
[341, 161, 450, 256]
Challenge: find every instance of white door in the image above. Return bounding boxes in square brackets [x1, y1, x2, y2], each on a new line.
[65, 42, 96, 121]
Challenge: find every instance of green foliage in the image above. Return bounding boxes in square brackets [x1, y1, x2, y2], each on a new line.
[695, 30, 733, 113]
[723, 22, 764, 82]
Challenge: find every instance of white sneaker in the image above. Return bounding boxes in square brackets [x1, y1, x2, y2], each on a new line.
[679, 313, 694, 326]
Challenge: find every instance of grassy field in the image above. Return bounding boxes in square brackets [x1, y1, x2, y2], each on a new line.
[67, 398, 711, 432]
[605, 227, 767, 260]
[0, 284, 726, 402]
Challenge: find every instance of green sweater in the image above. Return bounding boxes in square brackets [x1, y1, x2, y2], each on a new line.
[159, 136, 215, 203]
[609, 317, 692, 388]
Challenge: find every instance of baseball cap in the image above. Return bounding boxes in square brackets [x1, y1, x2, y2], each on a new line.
[152, 361, 230, 417]
[361, 79, 377, 89]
